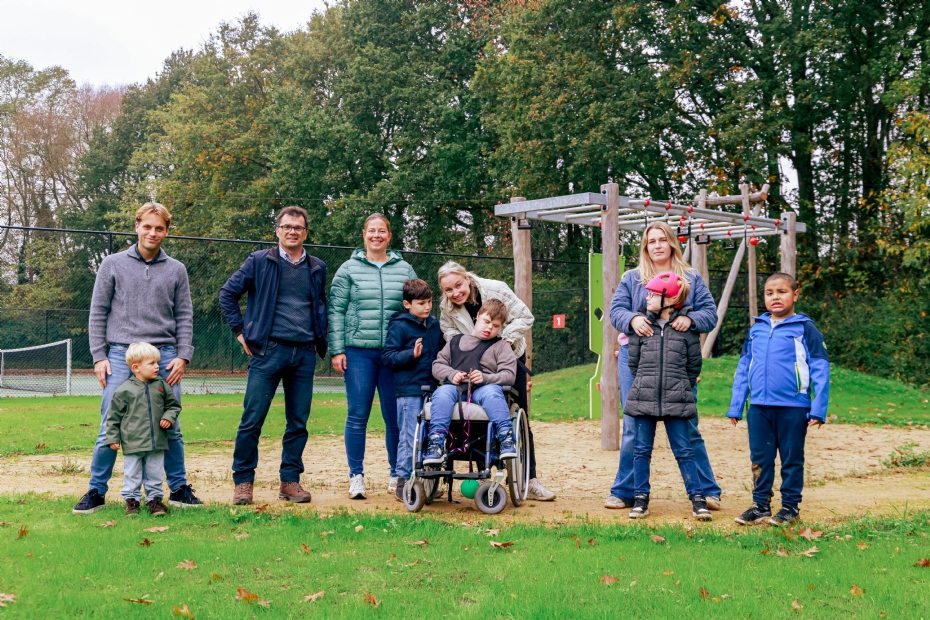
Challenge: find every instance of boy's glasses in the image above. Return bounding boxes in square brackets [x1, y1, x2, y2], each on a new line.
[277, 225, 307, 233]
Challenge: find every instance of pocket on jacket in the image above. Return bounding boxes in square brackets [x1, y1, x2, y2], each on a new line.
[347, 314, 359, 338]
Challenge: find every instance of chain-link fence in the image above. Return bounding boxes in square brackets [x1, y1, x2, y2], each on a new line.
[0, 226, 595, 396]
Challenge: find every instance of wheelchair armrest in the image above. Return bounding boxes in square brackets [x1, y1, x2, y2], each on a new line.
[420, 385, 433, 394]
[501, 386, 512, 393]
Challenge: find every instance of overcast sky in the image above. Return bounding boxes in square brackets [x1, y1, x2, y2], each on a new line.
[0, 0, 328, 86]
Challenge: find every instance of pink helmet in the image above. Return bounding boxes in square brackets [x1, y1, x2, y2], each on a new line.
[645, 272, 686, 308]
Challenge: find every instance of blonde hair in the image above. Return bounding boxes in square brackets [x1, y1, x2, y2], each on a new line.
[668, 275, 691, 307]
[437, 260, 480, 306]
[135, 202, 172, 228]
[634, 222, 694, 284]
[125, 342, 160, 366]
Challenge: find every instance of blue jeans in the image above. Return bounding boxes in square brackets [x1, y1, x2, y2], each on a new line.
[344, 347, 399, 477]
[232, 342, 316, 484]
[395, 396, 423, 480]
[89, 345, 186, 495]
[609, 345, 721, 501]
[633, 417, 702, 497]
[429, 383, 514, 438]
[747, 405, 809, 509]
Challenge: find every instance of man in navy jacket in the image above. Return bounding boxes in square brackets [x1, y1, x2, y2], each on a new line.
[219, 206, 327, 505]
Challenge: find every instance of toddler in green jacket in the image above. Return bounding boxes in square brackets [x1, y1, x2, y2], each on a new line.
[105, 342, 181, 516]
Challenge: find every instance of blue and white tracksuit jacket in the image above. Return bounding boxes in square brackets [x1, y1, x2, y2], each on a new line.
[726, 313, 830, 422]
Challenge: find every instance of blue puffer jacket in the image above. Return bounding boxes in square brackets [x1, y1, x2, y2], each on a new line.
[727, 313, 830, 422]
[609, 269, 718, 335]
[381, 311, 445, 397]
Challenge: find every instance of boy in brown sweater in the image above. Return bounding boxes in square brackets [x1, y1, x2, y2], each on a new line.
[424, 299, 517, 464]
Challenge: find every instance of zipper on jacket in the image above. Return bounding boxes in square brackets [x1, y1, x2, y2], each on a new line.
[379, 267, 385, 348]
[145, 383, 156, 451]
[764, 320, 775, 403]
[145, 265, 150, 280]
[657, 323, 664, 417]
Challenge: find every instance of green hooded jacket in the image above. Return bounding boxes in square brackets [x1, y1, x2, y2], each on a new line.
[104, 377, 181, 455]
[328, 249, 417, 354]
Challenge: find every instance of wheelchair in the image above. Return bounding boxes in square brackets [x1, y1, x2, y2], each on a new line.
[403, 384, 530, 515]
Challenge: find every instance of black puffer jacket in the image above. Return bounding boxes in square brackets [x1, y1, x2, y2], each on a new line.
[624, 308, 703, 419]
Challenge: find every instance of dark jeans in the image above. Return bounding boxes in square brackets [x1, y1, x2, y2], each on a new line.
[633, 417, 702, 497]
[232, 342, 316, 484]
[515, 353, 538, 479]
[747, 405, 810, 509]
[344, 347, 399, 477]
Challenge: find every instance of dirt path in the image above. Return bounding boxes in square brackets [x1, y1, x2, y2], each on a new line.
[3, 418, 930, 524]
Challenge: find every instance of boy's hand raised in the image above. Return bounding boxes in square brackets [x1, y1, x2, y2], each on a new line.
[450, 371, 468, 385]
[159, 419, 172, 429]
[413, 338, 423, 359]
[468, 369, 484, 385]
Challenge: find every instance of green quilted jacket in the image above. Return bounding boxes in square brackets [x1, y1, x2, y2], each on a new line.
[328, 249, 417, 354]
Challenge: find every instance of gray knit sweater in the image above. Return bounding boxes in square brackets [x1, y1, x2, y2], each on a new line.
[88, 245, 194, 363]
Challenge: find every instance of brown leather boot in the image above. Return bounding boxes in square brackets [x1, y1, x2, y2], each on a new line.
[279, 481, 312, 503]
[146, 497, 168, 516]
[233, 482, 254, 505]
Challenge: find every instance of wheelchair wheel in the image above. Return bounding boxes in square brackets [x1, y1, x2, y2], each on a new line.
[474, 482, 507, 515]
[506, 405, 530, 507]
[403, 480, 427, 513]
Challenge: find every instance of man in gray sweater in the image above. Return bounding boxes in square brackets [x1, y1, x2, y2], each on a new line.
[73, 203, 202, 514]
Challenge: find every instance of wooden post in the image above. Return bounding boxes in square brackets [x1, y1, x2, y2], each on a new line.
[692, 190, 711, 351]
[600, 183, 620, 451]
[779, 210, 797, 277]
[743, 185, 759, 322]
[510, 197, 532, 414]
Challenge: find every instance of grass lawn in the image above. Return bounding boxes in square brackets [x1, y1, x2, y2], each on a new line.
[1, 496, 929, 618]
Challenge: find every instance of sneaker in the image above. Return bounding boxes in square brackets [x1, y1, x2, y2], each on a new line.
[423, 434, 446, 466]
[125, 498, 141, 516]
[629, 494, 650, 519]
[498, 429, 517, 460]
[168, 484, 204, 508]
[604, 495, 632, 509]
[72, 489, 106, 514]
[768, 506, 800, 526]
[388, 476, 400, 493]
[279, 481, 312, 503]
[349, 474, 366, 500]
[705, 496, 721, 511]
[232, 482, 254, 505]
[691, 495, 712, 521]
[526, 478, 556, 501]
[147, 497, 168, 516]
[394, 478, 408, 503]
[734, 504, 772, 525]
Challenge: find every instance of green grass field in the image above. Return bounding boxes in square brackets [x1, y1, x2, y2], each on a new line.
[1, 496, 929, 618]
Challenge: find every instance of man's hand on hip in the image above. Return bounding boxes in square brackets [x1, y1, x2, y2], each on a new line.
[237, 333, 252, 356]
[94, 359, 112, 388]
[165, 358, 187, 386]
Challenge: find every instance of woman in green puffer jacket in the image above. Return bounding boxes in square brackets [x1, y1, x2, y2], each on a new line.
[329, 214, 417, 500]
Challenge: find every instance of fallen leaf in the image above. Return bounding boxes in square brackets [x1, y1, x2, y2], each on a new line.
[18, 525, 28, 538]
[407, 559, 419, 567]
[599, 574, 619, 586]
[807, 584, 816, 590]
[777, 547, 790, 557]
[801, 546, 820, 558]
[363, 591, 379, 608]
[155, 572, 164, 581]
[792, 599, 803, 610]
[663, 570, 675, 576]
[301, 543, 311, 554]
[684, 526, 693, 539]
[321, 553, 331, 558]
[176, 560, 197, 570]
[799, 528, 824, 541]
[698, 587, 710, 600]
[630, 580, 637, 587]
[35, 443, 47, 449]
[713, 596, 721, 602]
[410, 540, 428, 546]
[236, 532, 250, 539]
[388, 553, 396, 561]
[0, 522, 12, 527]
[651, 535, 666, 544]
[139, 538, 152, 547]
[236, 586, 258, 604]
[321, 530, 335, 536]
[850, 584, 864, 597]
[914, 558, 930, 567]
[303, 591, 325, 603]
[97, 520, 117, 528]
[485, 528, 501, 536]
[857, 541, 869, 550]
[588, 538, 596, 546]
[122, 597, 153, 605]
[759, 548, 772, 555]
[172, 602, 195, 618]
[254, 504, 269, 515]
[489, 541, 515, 548]
[210, 574, 223, 581]
[146, 527, 169, 533]
[0, 593, 16, 608]
[355, 525, 364, 533]
[229, 509, 236, 516]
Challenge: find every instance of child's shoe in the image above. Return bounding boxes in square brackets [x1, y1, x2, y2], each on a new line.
[423, 434, 446, 465]
[348, 474, 366, 500]
[691, 495, 712, 521]
[768, 506, 799, 526]
[147, 497, 168, 516]
[629, 494, 650, 519]
[734, 504, 771, 525]
[394, 478, 408, 503]
[497, 429, 518, 460]
[526, 478, 556, 501]
[388, 476, 400, 493]
[604, 496, 631, 509]
[125, 498, 141, 516]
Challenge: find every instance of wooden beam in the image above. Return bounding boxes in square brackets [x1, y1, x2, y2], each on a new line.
[743, 185, 759, 322]
[699, 183, 770, 206]
[495, 192, 606, 216]
[692, 190, 711, 352]
[600, 183, 620, 451]
[510, 197, 533, 378]
[779, 211, 797, 277]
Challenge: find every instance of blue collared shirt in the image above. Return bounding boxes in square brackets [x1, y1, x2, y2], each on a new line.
[279, 245, 307, 266]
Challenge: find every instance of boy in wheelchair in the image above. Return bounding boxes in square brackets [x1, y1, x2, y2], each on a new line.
[424, 298, 518, 465]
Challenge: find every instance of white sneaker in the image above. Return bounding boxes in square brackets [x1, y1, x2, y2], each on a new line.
[604, 496, 630, 509]
[526, 478, 556, 501]
[705, 496, 721, 510]
[388, 476, 400, 493]
[349, 474, 366, 500]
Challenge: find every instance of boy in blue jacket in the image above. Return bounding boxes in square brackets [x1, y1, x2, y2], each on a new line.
[382, 279, 445, 501]
[728, 273, 830, 526]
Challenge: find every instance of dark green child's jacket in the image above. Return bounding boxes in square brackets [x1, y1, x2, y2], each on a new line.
[104, 377, 181, 455]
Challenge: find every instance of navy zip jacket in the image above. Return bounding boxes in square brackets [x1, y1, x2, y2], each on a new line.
[381, 311, 445, 397]
[219, 247, 328, 358]
[727, 313, 830, 422]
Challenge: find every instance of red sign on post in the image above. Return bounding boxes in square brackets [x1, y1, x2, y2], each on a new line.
[552, 314, 566, 329]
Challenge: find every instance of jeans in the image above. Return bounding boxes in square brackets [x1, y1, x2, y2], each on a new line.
[747, 405, 810, 509]
[344, 347, 399, 477]
[633, 417, 702, 497]
[232, 342, 316, 484]
[609, 345, 721, 501]
[429, 383, 514, 438]
[121, 450, 165, 501]
[395, 396, 423, 480]
[89, 345, 186, 495]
